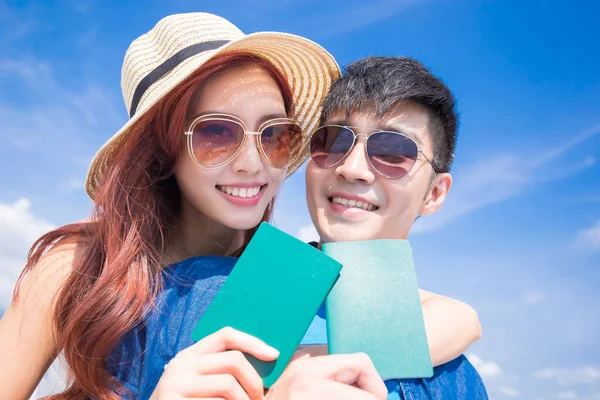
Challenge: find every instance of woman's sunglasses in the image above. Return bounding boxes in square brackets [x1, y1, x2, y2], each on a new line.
[185, 113, 304, 169]
[309, 125, 438, 179]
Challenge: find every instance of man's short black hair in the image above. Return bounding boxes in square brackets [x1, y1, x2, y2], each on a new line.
[321, 56, 458, 173]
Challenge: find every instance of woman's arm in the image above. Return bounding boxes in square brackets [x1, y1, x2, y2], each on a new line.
[419, 289, 482, 367]
[0, 241, 76, 399]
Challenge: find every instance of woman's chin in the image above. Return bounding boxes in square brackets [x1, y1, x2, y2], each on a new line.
[220, 214, 266, 231]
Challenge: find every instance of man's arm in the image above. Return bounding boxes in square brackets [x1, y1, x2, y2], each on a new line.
[419, 289, 482, 366]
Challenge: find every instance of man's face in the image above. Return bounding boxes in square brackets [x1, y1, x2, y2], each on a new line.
[305, 103, 452, 243]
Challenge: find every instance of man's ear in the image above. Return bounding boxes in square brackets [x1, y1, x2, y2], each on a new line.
[420, 172, 452, 216]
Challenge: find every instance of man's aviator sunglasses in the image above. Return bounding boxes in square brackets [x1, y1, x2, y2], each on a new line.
[308, 125, 439, 179]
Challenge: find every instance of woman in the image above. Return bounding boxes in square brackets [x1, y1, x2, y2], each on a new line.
[0, 13, 341, 399]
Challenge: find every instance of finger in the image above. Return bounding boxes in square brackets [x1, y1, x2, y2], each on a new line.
[177, 374, 251, 400]
[311, 378, 381, 400]
[187, 327, 279, 361]
[290, 351, 312, 363]
[293, 353, 387, 400]
[188, 351, 264, 400]
[292, 344, 328, 360]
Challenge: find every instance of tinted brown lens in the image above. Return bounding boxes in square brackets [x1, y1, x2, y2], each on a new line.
[260, 123, 303, 168]
[367, 131, 418, 178]
[309, 126, 354, 168]
[191, 119, 244, 166]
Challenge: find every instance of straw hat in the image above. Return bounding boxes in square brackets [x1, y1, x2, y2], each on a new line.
[85, 12, 340, 199]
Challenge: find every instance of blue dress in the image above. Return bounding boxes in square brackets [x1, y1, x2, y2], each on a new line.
[107, 256, 488, 399]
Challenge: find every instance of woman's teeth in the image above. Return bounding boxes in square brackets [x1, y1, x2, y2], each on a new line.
[217, 185, 261, 198]
[331, 196, 377, 211]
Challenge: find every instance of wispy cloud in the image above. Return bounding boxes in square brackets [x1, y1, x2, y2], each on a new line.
[533, 366, 600, 387]
[0, 197, 70, 396]
[525, 290, 547, 304]
[497, 385, 520, 398]
[558, 391, 578, 399]
[77, 25, 98, 48]
[577, 220, 600, 252]
[0, 2, 39, 49]
[306, 0, 424, 37]
[556, 391, 600, 400]
[467, 353, 503, 378]
[30, 355, 69, 398]
[412, 123, 600, 234]
[0, 58, 53, 88]
[467, 354, 526, 399]
[0, 56, 122, 175]
[0, 199, 55, 309]
[72, 0, 92, 14]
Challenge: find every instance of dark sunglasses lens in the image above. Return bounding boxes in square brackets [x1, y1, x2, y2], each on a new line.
[191, 119, 244, 166]
[260, 123, 303, 168]
[310, 126, 355, 168]
[367, 132, 418, 178]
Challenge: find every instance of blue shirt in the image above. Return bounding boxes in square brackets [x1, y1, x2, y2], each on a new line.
[107, 256, 488, 399]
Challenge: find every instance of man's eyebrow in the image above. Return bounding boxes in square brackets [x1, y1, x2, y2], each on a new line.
[380, 122, 424, 146]
[324, 119, 350, 126]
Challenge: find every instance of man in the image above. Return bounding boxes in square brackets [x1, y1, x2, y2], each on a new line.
[300, 56, 489, 399]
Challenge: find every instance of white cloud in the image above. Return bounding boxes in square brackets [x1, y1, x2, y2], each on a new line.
[498, 385, 520, 397]
[0, 198, 55, 309]
[0, 59, 52, 86]
[297, 224, 319, 243]
[31, 355, 69, 398]
[0, 2, 38, 48]
[467, 353, 503, 378]
[413, 123, 600, 234]
[577, 220, 600, 251]
[0, 199, 68, 396]
[0, 56, 122, 193]
[556, 391, 600, 400]
[533, 366, 600, 387]
[525, 290, 547, 304]
[558, 391, 578, 399]
[60, 177, 85, 194]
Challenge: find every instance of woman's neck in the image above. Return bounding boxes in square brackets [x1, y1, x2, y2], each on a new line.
[162, 199, 243, 266]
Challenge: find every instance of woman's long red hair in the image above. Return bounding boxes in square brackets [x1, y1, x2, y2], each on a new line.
[14, 53, 295, 399]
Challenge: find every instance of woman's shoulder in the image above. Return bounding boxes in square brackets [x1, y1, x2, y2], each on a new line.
[14, 228, 91, 310]
[0, 229, 90, 397]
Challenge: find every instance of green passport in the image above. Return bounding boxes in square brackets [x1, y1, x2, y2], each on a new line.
[191, 222, 342, 387]
[322, 240, 433, 379]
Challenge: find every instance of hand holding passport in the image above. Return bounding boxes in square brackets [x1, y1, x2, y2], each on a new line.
[191, 222, 433, 387]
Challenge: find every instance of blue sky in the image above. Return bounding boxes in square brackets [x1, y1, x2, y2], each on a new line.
[1, 0, 599, 398]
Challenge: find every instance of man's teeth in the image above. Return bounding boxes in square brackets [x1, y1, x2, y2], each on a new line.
[331, 196, 376, 211]
[217, 186, 261, 198]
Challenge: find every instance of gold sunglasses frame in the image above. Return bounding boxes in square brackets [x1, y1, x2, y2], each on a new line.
[184, 113, 304, 169]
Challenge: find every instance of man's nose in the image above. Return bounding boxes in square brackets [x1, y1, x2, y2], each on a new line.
[335, 137, 376, 184]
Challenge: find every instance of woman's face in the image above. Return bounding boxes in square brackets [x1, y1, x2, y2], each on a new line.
[174, 63, 289, 230]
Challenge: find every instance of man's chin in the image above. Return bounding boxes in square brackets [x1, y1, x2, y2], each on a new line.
[320, 225, 376, 243]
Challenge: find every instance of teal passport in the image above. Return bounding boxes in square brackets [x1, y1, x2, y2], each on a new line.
[322, 240, 433, 379]
[191, 222, 342, 387]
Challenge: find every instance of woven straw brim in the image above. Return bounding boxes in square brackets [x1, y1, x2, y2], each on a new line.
[85, 32, 340, 199]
